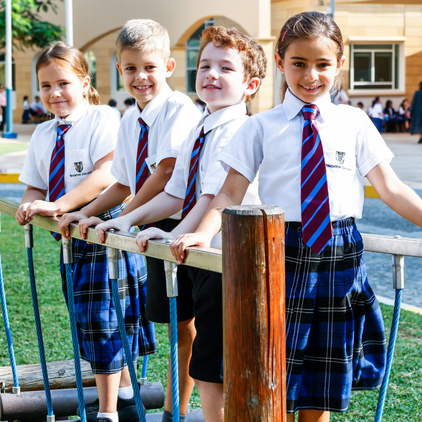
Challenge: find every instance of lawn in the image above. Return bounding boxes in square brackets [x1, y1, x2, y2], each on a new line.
[0, 213, 420, 420]
[0, 143, 28, 155]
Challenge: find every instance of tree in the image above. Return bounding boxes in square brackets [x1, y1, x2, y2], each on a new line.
[0, 0, 64, 51]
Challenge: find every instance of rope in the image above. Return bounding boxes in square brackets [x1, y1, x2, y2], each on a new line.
[374, 288, 402, 422]
[0, 245, 19, 389]
[110, 277, 147, 422]
[169, 296, 180, 422]
[141, 355, 149, 380]
[64, 263, 86, 422]
[27, 247, 54, 416]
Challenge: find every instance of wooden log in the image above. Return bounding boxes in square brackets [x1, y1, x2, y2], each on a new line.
[222, 205, 286, 422]
[0, 359, 96, 392]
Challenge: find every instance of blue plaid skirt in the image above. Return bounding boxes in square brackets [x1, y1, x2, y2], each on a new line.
[285, 218, 386, 413]
[60, 205, 156, 374]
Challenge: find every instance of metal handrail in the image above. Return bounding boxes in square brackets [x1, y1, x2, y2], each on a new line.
[1, 196, 422, 264]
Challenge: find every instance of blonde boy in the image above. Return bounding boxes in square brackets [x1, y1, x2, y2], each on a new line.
[94, 26, 267, 422]
[59, 19, 201, 422]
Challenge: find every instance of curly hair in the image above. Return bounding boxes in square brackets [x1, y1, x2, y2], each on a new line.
[196, 26, 267, 102]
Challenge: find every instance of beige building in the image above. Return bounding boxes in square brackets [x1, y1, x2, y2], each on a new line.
[4, 0, 422, 120]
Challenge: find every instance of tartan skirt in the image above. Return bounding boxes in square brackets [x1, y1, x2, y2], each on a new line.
[60, 205, 156, 374]
[285, 218, 386, 413]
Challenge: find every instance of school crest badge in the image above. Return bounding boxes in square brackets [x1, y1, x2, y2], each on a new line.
[74, 161, 83, 173]
[335, 152, 346, 165]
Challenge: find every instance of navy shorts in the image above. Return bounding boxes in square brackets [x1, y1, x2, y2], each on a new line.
[145, 218, 195, 323]
[187, 267, 223, 384]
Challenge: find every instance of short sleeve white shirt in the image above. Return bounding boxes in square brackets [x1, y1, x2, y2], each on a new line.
[111, 83, 201, 198]
[371, 103, 384, 119]
[165, 102, 261, 248]
[19, 101, 119, 194]
[219, 89, 394, 222]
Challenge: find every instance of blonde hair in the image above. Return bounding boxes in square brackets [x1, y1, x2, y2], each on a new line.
[116, 19, 170, 62]
[197, 26, 267, 102]
[36, 41, 100, 105]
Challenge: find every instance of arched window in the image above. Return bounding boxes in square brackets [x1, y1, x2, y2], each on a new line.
[186, 19, 214, 94]
[84, 50, 97, 89]
[0, 54, 16, 90]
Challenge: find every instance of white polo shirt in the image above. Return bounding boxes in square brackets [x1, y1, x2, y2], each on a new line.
[165, 102, 260, 248]
[19, 101, 119, 194]
[111, 83, 201, 199]
[219, 89, 394, 222]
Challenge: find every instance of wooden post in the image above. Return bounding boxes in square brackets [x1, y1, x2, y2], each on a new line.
[222, 205, 286, 422]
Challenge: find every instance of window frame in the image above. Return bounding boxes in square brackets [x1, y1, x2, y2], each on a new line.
[186, 19, 215, 95]
[348, 37, 405, 95]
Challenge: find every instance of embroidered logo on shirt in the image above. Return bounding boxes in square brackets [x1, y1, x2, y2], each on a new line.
[335, 151, 346, 165]
[74, 161, 83, 173]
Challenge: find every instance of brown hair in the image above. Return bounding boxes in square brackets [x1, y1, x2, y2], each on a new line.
[275, 11, 344, 101]
[36, 41, 100, 105]
[196, 26, 267, 102]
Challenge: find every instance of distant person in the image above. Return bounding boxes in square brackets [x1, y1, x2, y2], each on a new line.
[357, 102, 366, 113]
[30, 95, 45, 122]
[334, 86, 349, 105]
[397, 99, 410, 132]
[194, 98, 205, 112]
[22, 95, 31, 124]
[384, 100, 397, 133]
[0, 84, 7, 131]
[370, 96, 384, 133]
[108, 98, 121, 120]
[122, 97, 135, 117]
[410, 81, 422, 144]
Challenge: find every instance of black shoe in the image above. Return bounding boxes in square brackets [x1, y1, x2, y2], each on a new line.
[418, 137, 422, 144]
[77, 396, 140, 422]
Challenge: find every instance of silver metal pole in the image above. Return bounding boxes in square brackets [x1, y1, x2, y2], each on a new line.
[3, 0, 17, 139]
[65, 0, 73, 46]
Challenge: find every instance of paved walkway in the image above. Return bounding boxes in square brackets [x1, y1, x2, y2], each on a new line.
[1, 125, 421, 185]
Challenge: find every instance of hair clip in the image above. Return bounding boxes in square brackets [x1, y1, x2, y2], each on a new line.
[282, 29, 288, 42]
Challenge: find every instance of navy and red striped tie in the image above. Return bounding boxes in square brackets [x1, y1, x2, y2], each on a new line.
[136, 117, 154, 230]
[181, 127, 207, 220]
[301, 105, 333, 254]
[49, 123, 71, 241]
[135, 118, 149, 194]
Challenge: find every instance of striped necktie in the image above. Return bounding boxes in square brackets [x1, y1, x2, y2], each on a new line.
[135, 117, 149, 194]
[49, 123, 71, 241]
[181, 127, 207, 220]
[301, 104, 333, 254]
[135, 117, 154, 230]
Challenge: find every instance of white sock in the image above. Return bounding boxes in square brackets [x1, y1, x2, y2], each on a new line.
[97, 412, 119, 422]
[118, 385, 134, 400]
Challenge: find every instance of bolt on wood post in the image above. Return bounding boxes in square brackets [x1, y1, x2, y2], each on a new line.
[222, 205, 286, 422]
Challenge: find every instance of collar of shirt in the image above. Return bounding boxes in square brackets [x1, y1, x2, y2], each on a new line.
[200, 102, 247, 134]
[133, 82, 173, 131]
[55, 99, 90, 126]
[283, 88, 333, 123]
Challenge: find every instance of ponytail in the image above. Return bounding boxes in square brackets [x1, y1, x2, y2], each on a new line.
[87, 85, 100, 105]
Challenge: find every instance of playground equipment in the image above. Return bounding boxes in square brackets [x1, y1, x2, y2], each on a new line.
[0, 195, 417, 421]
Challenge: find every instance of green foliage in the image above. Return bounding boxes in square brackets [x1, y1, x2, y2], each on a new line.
[0, 0, 64, 51]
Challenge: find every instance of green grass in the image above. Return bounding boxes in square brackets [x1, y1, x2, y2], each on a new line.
[0, 143, 28, 155]
[0, 213, 421, 419]
[0, 213, 200, 414]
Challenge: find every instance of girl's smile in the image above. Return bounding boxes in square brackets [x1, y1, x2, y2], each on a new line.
[38, 61, 89, 119]
[275, 36, 345, 104]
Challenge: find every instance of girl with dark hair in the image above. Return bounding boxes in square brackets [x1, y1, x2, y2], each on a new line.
[170, 11, 422, 422]
[410, 81, 422, 143]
